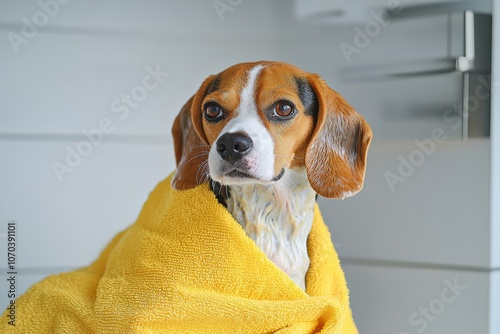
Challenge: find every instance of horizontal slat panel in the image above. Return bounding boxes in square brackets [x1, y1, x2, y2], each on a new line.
[0, 0, 275, 38]
[0, 31, 276, 136]
[343, 263, 490, 334]
[0, 137, 491, 269]
[319, 139, 491, 268]
[0, 140, 176, 268]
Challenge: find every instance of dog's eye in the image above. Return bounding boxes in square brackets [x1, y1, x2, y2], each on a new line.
[274, 101, 295, 118]
[204, 103, 224, 122]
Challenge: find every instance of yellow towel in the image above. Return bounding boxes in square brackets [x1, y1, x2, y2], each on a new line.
[2, 174, 357, 333]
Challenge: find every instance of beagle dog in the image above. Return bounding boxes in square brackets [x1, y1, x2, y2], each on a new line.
[171, 61, 372, 290]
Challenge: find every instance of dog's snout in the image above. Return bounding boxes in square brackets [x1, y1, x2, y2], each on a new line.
[216, 132, 253, 163]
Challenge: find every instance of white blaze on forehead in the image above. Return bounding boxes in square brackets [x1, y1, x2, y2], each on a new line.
[208, 64, 276, 182]
[222, 64, 264, 131]
[238, 64, 264, 118]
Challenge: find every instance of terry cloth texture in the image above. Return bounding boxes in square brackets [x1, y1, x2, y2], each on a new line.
[1, 173, 357, 333]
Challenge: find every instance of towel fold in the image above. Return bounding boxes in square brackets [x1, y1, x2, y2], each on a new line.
[2, 173, 357, 333]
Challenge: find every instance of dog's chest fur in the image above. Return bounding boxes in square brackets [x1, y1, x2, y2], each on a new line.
[224, 168, 316, 290]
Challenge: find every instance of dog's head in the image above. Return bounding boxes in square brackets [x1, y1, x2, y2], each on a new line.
[171, 61, 372, 199]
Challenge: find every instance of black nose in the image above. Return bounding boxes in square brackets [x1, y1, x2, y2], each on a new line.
[216, 132, 253, 163]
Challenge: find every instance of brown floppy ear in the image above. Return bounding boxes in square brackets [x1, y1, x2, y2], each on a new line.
[171, 76, 216, 190]
[305, 74, 372, 199]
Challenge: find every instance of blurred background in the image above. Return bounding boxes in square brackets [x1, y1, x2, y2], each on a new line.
[0, 0, 498, 332]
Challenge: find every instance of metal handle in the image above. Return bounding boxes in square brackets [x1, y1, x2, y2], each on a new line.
[339, 10, 491, 138]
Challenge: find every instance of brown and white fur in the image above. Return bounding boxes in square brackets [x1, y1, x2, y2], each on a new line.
[171, 61, 372, 291]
